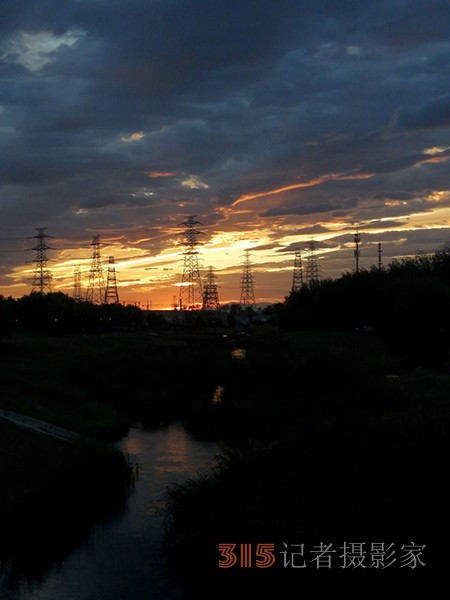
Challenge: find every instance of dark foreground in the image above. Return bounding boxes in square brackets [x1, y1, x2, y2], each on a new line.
[0, 328, 449, 594]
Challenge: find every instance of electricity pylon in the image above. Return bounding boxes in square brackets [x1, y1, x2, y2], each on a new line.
[105, 256, 120, 304]
[291, 248, 304, 293]
[178, 216, 203, 310]
[27, 228, 54, 294]
[239, 249, 256, 308]
[73, 266, 83, 301]
[202, 265, 220, 310]
[85, 234, 105, 304]
[305, 240, 319, 284]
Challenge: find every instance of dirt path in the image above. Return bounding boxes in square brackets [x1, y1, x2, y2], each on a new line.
[0, 409, 80, 442]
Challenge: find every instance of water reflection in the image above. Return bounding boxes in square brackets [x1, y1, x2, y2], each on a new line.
[0, 423, 218, 600]
[231, 348, 246, 359]
[212, 385, 224, 404]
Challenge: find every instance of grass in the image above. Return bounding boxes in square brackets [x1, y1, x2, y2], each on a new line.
[1, 326, 449, 589]
[0, 330, 228, 433]
[164, 328, 450, 589]
[0, 327, 230, 573]
[0, 420, 133, 585]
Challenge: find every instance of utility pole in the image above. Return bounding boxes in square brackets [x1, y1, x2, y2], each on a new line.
[377, 242, 383, 271]
[178, 216, 203, 310]
[239, 250, 256, 308]
[85, 234, 105, 304]
[27, 228, 54, 294]
[202, 265, 220, 310]
[354, 231, 361, 273]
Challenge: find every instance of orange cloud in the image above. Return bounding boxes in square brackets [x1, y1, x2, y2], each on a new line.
[230, 170, 375, 207]
[418, 154, 450, 165]
[120, 132, 144, 142]
[146, 171, 176, 178]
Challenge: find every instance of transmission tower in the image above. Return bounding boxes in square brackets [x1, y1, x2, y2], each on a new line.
[305, 240, 319, 285]
[354, 231, 361, 273]
[105, 256, 120, 304]
[27, 228, 54, 294]
[85, 235, 105, 304]
[178, 216, 203, 310]
[377, 242, 383, 270]
[291, 248, 304, 293]
[239, 250, 256, 308]
[202, 265, 220, 310]
[73, 266, 83, 301]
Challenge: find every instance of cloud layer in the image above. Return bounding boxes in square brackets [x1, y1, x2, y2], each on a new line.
[1, 1, 450, 305]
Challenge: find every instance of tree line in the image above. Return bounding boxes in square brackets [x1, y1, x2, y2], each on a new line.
[0, 292, 149, 338]
[278, 246, 450, 367]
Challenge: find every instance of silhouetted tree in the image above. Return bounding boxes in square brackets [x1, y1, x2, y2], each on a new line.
[281, 247, 450, 367]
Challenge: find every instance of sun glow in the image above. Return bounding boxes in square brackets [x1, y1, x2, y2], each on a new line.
[8, 185, 450, 309]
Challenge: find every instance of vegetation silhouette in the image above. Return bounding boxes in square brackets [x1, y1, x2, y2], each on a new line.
[282, 248, 450, 367]
[165, 248, 450, 590]
[0, 422, 133, 588]
[2, 249, 450, 591]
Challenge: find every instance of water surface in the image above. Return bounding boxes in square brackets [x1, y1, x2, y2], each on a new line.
[0, 423, 219, 600]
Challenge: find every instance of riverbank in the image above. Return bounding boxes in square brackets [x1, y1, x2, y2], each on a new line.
[2, 327, 449, 590]
[0, 331, 172, 581]
[0, 327, 229, 574]
[0, 420, 132, 585]
[165, 328, 450, 589]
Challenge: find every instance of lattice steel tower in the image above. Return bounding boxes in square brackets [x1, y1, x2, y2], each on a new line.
[239, 250, 256, 308]
[178, 216, 203, 310]
[291, 248, 304, 293]
[28, 228, 54, 294]
[73, 266, 83, 301]
[202, 265, 220, 310]
[105, 256, 120, 304]
[85, 235, 105, 304]
[305, 240, 319, 284]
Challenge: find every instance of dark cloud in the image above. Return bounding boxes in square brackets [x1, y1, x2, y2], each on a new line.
[250, 242, 283, 252]
[389, 94, 450, 133]
[1, 1, 450, 298]
[295, 225, 332, 235]
[261, 196, 359, 218]
[359, 220, 405, 230]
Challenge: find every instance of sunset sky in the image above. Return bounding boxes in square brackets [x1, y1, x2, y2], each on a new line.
[1, 0, 450, 308]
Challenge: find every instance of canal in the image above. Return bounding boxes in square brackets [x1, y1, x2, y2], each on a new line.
[0, 423, 219, 600]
